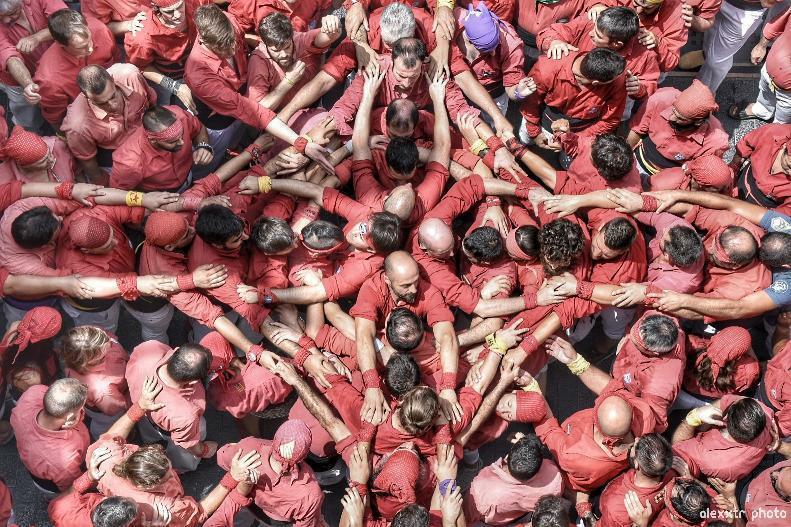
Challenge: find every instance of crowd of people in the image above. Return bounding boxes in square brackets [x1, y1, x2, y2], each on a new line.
[0, 0, 789, 525]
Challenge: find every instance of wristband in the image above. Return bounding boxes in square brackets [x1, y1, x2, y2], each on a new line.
[481, 148, 495, 168]
[298, 335, 316, 351]
[180, 195, 202, 210]
[641, 194, 659, 212]
[56, 181, 74, 200]
[362, 369, 381, 390]
[125, 191, 144, 207]
[199, 442, 211, 458]
[171, 79, 183, 96]
[522, 335, 539, 354]
[469, 139, 487, 156]
[177, 274, 196, 291]
[245, 144, 263, 164]
[643, 284, 661, 306]
[514, 182, 533, 200]
[220, 472, 238, 490]
[258, 287, 278, 306]
[247, 344, 265, 364]
[293, 135, 313, 154]
[484, 196, 501, 207]
[437, 0, 455, 9]
[116, 274, 140, 301]
[439, 479, 457, 497]
[127, 402, 145, 422]
[567, 354, 590, 376]
[575, 502, 593, 518]
[485, 135, 504, 153]
[293, 348, 311, 369]
[439, 371, 457, 391]
[685, 408, 702, 427]
[484, 332, 508, 356]
[258, 175, 272, 194]
[506, 137, 528, 159]
[195, 142, 213, 154]
[522, 378, 541, 393]
[523, 291, 537, 309]
[576, 280, 594, 300]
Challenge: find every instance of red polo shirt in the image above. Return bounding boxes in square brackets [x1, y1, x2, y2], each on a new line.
[82, 0, 143, 23]
[228, 0, 330, 33]
[65, 336, 130, 417]
[207, 361, 292, 419]
[47, 473, 106, 527]
[744, 460, 791, 527]
[763, 7, 791, 90]
[0, 0, 66, 86]
[735, 124, 791, 213]
[763, 341, 791, 437]
[588, 209, 647, 285]
[597, 469, 672, 527]
[514, 0, 588, 39]
[638, 211, 704, 294]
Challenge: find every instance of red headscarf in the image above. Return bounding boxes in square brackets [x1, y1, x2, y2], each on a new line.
[145, 118, 184, 143]
[684, 155, 733, 190]
[271, 420, 312, 483]
[628, 310, 680, 357]
[515, 390, 546, 422]
[2, 307, 62, 364]
[673, 80, 719, 120]
[70, 217, 112, 249]
[372, 446, 421, 519]
[3, 126, 47, 166]
[700, 327, 752, 380]
[145, 211, 189, 248]
[506, 229, 535, 262]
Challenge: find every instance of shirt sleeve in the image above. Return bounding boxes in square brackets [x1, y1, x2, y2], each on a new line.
[760, 210, 791, 234]
[348, 279, 382, 322]
[321, 187, 371, 223]
[0, 180, 23, 213]
[352, 159, 387, 207]
[0, 29, 22, 73]
[764, 7, 791, 40]
[246, 52, 276, 104]
[426, 174, 486, 223]
[328, 73, 364, 136]
[415, 162, 450, 213]
[535, 17, 588, 52]
[203, 491, 252, 527]
[764, 272, 791, 307]
[322, 40, 357, 83]
[322, 257, 380, 301]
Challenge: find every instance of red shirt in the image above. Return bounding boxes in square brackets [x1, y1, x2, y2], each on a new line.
[514, 0, 588, 38]
[126, 341, 206, 449]
[66, 337, 130, 416]
[61, 63, 155, 161]
[203, 490, 253, 527]
[597, 470, 671, 527]
[744, 460, 791, 527]
[183, 12, 276, 130]
[673, 395, 775, 482]
[0, 478, 10, 527]
[110, 106, 202, 191]
[736, 124, 791, 214]
[588, 209, 648, 285]
[228, 0, 330, 33]
[764, 7, 791, 90]
[521, 51, 626, 140]
[638, 211, 704, 294]
[536, 15, 659, 99]
[82, 0, 143, 23]
[33, 17, 120, 126]
[9, 384, 90, 490]
[764, 341, 791, 437]
[608, 0, 687, 71]
[555, 150, 642, 195]
[683, 334, 760, 399]
[47, 473, 106, 527]
[207, 361, 292, 418]
[0, 0, 66, 86]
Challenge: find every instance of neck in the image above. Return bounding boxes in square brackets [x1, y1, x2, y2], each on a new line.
[157, 364, 181, 389]
[36, 410, 63, 432]
[633, 468, 661, 487]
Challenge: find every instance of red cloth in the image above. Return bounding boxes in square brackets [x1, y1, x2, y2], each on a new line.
[271, 419, 313, 480]
[520, 51, 626, 140]
[202, 489, 253, 527]
[66, 336, 130, 417]
[674, 79, 719, 120]
[588, 209, 648, 285]
[597, 469, 673, 527]
[0, 478, 10, 527]
[608, 0, 687, 72]
[744, 460, 791, 527]
[763, 7, 791, 90]
[0, 136, 77, 184]
[735, 124, 791, 214]
[514, 0, 588, 38]
[183, 12, 276, 130]
[69, 216, 112, 249]
[47, 473, 105, 527]
[536, 14, 660, 99]
[33, 16, 121, 126]
[82, 0, 143, 23]
[9, 385, 90, 490]
[321, 248, 385, 302]
[61, 63, 156, 161]
[683, 333, 759, 400]
[673, 395, 775, 482]
[228, 0, 330, 33]
[764, 341, 791, 437]
[208, 359, 292, 418]
[371, 448, 421, 519]
[3, 126, 47, 166]
[0, 0, 66, 86]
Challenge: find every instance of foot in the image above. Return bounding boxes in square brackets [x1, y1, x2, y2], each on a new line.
[728, 102, 769, 122]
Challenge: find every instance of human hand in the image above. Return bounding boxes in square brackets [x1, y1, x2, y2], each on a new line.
[672, 455, 691, 478]
[515, 77, 537, 99]
[611, 282, 648, 307]
[193, 145, 214, 166]
[345, 2, 369, 40]
[136, 275, 178, 297]
[191, 263, 228, 289]
[303, 353, 338, 389]
[642, 190, 683, 212]
[72, 183, 106, 206]
[295, 268, 323, 286]
[681, 3, 694, 28]
[587, 3, 607, 20]
[139, 376, 165, 412]
[88, 445, 113, 481]
[268, 321, 303, 347]
[230, 449, 262, 482]
[275, 150, 309, 176]
[536, 281, 567, 305]
[625, 70, 641, 97]
[495, 318, 530, 350]
[440, 485, 464, 524]
[694, 404, 725, 426]
[624, 491, 652, 527]
[638, 28, 657, 49]
[142, 191, 181, 211]
[751, 42, 768, 65]
[427, 68, 449, 102]
[494, 147, 522, 179]
[543, 194, 582, 218]
[320, 15, 342, 40]
[175, 84, 197, 114]
[16, 35, 40, 54]
[341, 486, 366, 527]
[304, 142, 335, 176]
[237, 284, 259, 304]
[129, 11, 146, 37]
[238, 175, 261, 195]
[550, 118, 570, 134]
[348, 443, 371, 483]
[285, 60, 307, 86]
[439, 389, 463, 423]
[481, 205, 509, 236]
[545, 273, 578, 297]
[544, 335, 579, 365]
[307, 116, 337, 145]
[272, 358, 303, 386]
[533, 133, 561, 152]
[23, 82, 40, 105]
[456, 112, 480, 146]
[198, 195, 232, 210]
[361, 387, 390, 425]
[432, 5, 456, 41]
[605, 188, 643, 213]
[480, 275, 512, 300]
[428, 44, 451, 79]
[646, 290, 690, 313]
[547, 40, 578, 60]
[436, 443, 458, 481]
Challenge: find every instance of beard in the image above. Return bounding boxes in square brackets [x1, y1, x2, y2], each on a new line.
[397, 290, 417, 304]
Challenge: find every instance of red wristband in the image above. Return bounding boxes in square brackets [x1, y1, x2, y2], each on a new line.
[515, 182, 533, 200]
[485, 135, 504, 153]
[482, 148, 495, 170]
[298, 335, 316, 351]
[641, 194, 659, 212]
[644, 284, 661, 306]
[506, 137, 527, 159]
[180, 195, 202, 210]
[577, 281, 594, 300]
[116, 274, 140, 301]
[484, 196, 501, 207]
[439, 371, 457, 391]
[176, 274, 196, 291]
[220, 472, 238, 490]
[245, 144, 263, 164]
[362, 369, 381, 390]
[56, 181, 74, 200]
[576, 502, 593, 518]
[523, 291, 537, 309]
[247, 344, 265, 364]
[127, 402, 145, 422]
[293, 348, 311, 369]
[199, 442, 213, 459]
[293, 136, 308, 154]
[74, 472, 95, 493]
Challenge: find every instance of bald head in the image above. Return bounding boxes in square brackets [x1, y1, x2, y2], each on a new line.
[718, 226, 758, 268]
[384, 251, 420, 303]
[386, 99, 419, 137]
[44, 378, 88, 417]
[418, 218, 454, 256]
[384, 185, 416, 221]
[596, 395, 633, 438]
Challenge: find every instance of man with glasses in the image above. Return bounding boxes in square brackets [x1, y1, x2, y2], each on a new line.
[745, 461, 791, 520]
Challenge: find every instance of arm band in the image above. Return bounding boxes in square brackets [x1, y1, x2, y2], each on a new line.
[362, 369, 381, 390]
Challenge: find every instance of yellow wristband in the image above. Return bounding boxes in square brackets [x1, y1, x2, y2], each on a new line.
[258, 176, 272, 194]
[567, 354, 590, 376]
[301, 134, 314, 144]
[522, 379, 541, 393]
[685, 408, 702, 427]
[470, 139, 487, 156]
[437, 0, 456, 9]
[125, 191, 144, 207]
[485, 333, 508, 356]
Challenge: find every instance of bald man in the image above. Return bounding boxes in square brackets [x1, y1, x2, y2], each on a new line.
[350, 251, 461, 426]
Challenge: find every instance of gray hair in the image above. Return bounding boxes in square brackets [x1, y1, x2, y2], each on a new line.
[380, 3, 416, 46]
[44, 378, 88, 418]
[0, 0, 22, 16]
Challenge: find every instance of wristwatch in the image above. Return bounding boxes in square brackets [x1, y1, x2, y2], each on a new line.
[195, 142, 214, 154]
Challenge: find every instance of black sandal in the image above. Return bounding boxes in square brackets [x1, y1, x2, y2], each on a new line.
[728, 103, 769, 121]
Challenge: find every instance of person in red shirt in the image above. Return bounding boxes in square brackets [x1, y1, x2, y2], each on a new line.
[731, 124, 791, 214]
[648, 154, 735, 194]
[0, 0, 66, 132]
[82, 0, 146, 36]
[0, 125, 77, 184]
[742, 459, 791, 527]
[628, 80, 729, 179]
[33, 9, 120, 129]
[520, 48, 626, 152]
[638, 477, 714, 527]
[229, 0, 330, 34]
[111, 105, 213, 192]
[247, 12, 340, 112]
[512, 0, 589, 67]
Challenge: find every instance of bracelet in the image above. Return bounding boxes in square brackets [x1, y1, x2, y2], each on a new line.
[576, 502, 593, 518]
[195, 142, 213, 154]
[127, 402, 145, 422]
[523, 291, 537, 309]
[577, 281, 594, 300]
[485, 135, 504, 153]
[171, 79, 183, 96]
[436, 0, 456, 9]
[116, 274, 140, 301]
[506, 137, 528, 159]
[362, 369, 381, 390]
[258, 287, 278, 306]
[641, 194, 659, 212]
[258, 176, 272, 194]
[522, 378, 541, 393]
[177, 274, 196, 291]
[220, 472, 238, 490]
[293, 348, 311, 369]
[469, 139, 487, 156]
[125, 191, 144, 207]
[298, 335, 316, 351]
[56, 181, 74, 200]
[439, 371, 457, 391]
[484, 332, 508, 356]
[567, 354, 590, 376]
[159, 75, 176, 92]
[245, 144, 263, 164]
[293, 135, 313, 154]
[685, 408, 702, 427]
[247, 344, 265, 364]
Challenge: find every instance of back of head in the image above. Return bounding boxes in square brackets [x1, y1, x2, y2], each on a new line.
[258, 12, 293, 47]
[386, 137, 420, 175]
[112, 444, 170, 489]
[514, 225, 541, 258]
[301, 220, 344, 250]
[91, 496, 138, 527]
[370, 211, 404, 253]
[380, 3, 417, 46]
[398, 386, 438, 435]
[252, 216, 294, 253]
[48, 8, 87, 45]
[666, 225, 703, 267]
[77, 65, 112, 97]
[603, 217, 637, 252]
[194, 4, 234, 49]
[392, 504, 429, 527]
[385, 352, 420, 397]
[759, 231, 791, 268]
[670, 479, 711, 524]
[12, 206, 59, 249]
[384, 185, 416, 222]
[718, 226, 757, 267]
[463, 226, 503, 262]
[391, 37, 428, 68]
[44, 378, 88, 417]
[386, 307, 424, 353]
[195, 204, 245, 246]
[591, 134, 634, 181]
[507, 434, 544, 481]
[167, 343, 211, 383]
[532, 495, 570, 527]
[539, 219, 585, 273]
[597, 6, 639, 43]
[386, 100, 419, 136]
[596, 394, 633, 438]
[142, 106, 178, 134]
[634, 433, 673, 478]
[639, 314, 679, 354]
[61, 326, 110, 374]
[725, 398, 766, 443]
[580, 48, 626, 82]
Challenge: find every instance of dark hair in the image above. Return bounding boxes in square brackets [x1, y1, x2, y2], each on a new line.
[370, 212, 403, 253]
[386, 307, 424, 352]
[166, 343, 211, 383]
[194, 4, 235, 51]
[392, 504, 429, 527]
[48, 9, 88, 45]
[539, 219, 585, 275]
[717, 226, 757, 267]
[602, 217, 636, 252]
[301, 220, 344, 250]
[385, 352, 420, 397]
[386, 99, 419, 134]
[514, 225, 541, 257]
[591, 134, 634, 181]
[258, 12, 293, 47]
[507, 434, 543, 481]
[252, 216, 294, 253]
[759, 232, 791, 268]
[142, 106, 178, 134]
[532, 495, 570, 527]
[91, 496, 138, 527]
[597, 6, 639, 43]
[725, 398, 766, 443]
[634, 434, 673, 478]
[195, 204, 245, 246]
[398, 386, 438, 435]
[77, 65, 112, 97]
[385, 137, 420, 175]
[580, 48, 626, 82]
[639, 314, 678, 353]
[670, 479, 711, 524]
[693, 354, 737, 393]
[391, 37, 428, 68]
[665, 225, 702, 268]
[12, 206, 59, 249]
[462, 226, 503, 263]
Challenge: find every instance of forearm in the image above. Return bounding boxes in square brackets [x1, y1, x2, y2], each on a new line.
[577, 364, 613, 396]
[455, 71, 505, 124]
[214, 316, 257, 355]
[257, 80, 294, 110]
[470, 346, 502, 394]
[671, 421, 697, 443]
[666, 190, 766, 223]
[436, 323, 459, 377]
[270, 284, 328, 305]
[691, 16, 714, 32]
[292, 374, 350, 442]
[277, 72, 336, 122]
[515, 148, 557, 189]
[682, 294, 762, 320]
[264, 118, 299, 145]
[108, 20, 132, 36]
[270, 179, 324, 201]
[457, 317, 502, 348]
[199, 484, 232, 519]
[430, 92, 451, 164]
[3, 274, 71, 298]
[355, 318, 379, 375]
[626, 130, 643, 148]
[474, 296, 527, 318]
[6, 57, 32, 88]
[325, 302, 356, 339]
[142, 66, 166, 85]
[31, 28, 52, 45]
[305, 302, 326, 340]
[457, 379, 510, 445]
[352, 93, 375, 158]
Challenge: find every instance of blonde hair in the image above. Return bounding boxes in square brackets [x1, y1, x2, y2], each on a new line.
[61, 326, 110, 374]
[113, 444, 170, 489]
